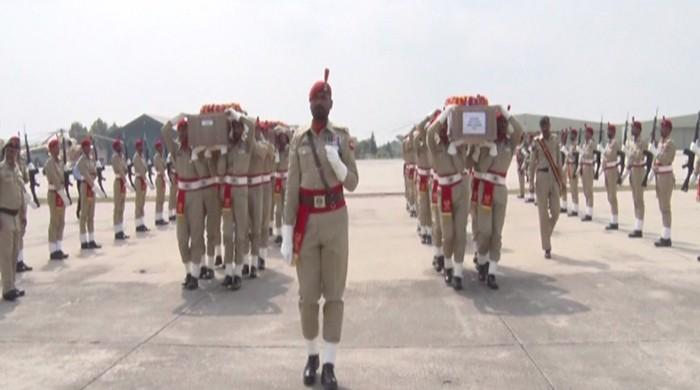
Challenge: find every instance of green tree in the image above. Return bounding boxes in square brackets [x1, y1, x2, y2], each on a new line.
[369, 132, 378, 155]
[68, 122, 88, 140]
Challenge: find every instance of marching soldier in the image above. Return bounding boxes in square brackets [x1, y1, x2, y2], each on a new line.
[45, 138, 70, 260]
[280, 69, 358, 390]
[16, 151, 32, 272]
[559, 130, 569, 213]
[273, 127, 291, 244]
[133, 139, 150, 233]
[77, 138, 101, 250]
[403, 133, 417, 217]
[529, 116, 563, 259]
[603, 124, 620, 230]
[260, 124, 276, 269]
[112, 139, 130, 240]
[515, 137, 527, 199]
[201, 147, 222, 280]
[154, 140, 168, 226]
[0, 137, 26, 301]
[414, 116, 434, 245]
[524, 133, 536, 204]
[566, 129, 580, 216]
[579, 126, 596, 221]
[473, 107, 523, 289]
[167, 153, 177, 223]
[652, 117, 676, 247]
[626, 119, 648, 237]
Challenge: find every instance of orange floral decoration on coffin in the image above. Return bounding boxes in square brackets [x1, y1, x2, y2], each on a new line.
[443, 94, 490, 107]
[199, 102, 246, 114]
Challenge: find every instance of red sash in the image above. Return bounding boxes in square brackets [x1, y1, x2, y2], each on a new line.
[293, 185, 345, 265]
[471, 178, 494, 210]
[222, 184, 233, 211]
[431, 178, 439, 205]
[175, 175, 185, 217]
[55, 191, 65, 208]
[139, 177, 147, 191]
[440, 184, 454, 215]
[418, 174, 429, 193]
[118, 178, 126, 194]
[407, 167, 416, 181]
[86, 183, 95, 200]
[274, 177, 284, 194]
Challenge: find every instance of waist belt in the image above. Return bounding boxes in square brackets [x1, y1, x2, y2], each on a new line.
[222, 175, 248, 186]
[580, 159, 594, 165]
[437, 173, 462, 186]
[417, 168, 431, 176]
[299, 187, 346, 210]
[0, 207, 18, 216]
[473, 171, 507, 186]
[261, 173, 273, 183]
[177, 177, 217, 191]
[654, 165, 673, 174]
[630, 163, 646, 168]
[248, 175, 264, 186]
[47, 184, 59, 191]
[604, 161, 619, 170]
[274, 171, 288, 179]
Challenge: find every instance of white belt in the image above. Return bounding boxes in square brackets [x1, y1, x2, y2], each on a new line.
[115, 174, 125, 179]
[274, 171, 288, 179]
[581, 159, 594, 165]
[431, 172, 439, 181]
[177, 177, 218, 191]
[437, 173, 463, 186]
[222, 175, 248, 186]
[406, 164, 416, 169]
[48, 184, 58, 191]
[248, 175, 264, 185]
[654, 165, 673, 173]
[474, 172, 506, 186]
[261, 174, 272, 183]
[605, 161, 619, 169]
[417, 168, 430, 176]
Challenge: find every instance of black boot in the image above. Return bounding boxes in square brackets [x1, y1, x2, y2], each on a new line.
[184, 274, 198, 290]
[2, 289, 24, 302]
[230, 275, 242, 291]
[215, 256, 223, 267]
[258, 257, 266, 271]
[568, 211, 578, 217]
[560, 207, 567, 214]
[425, 235, 432, 245]
[16, 261, 33, 272]
[274, 236, 283, 245]
[222, 275, 233, 288]
[59, 250, 69, 260]
[199, 266, 214, 280]
[81, 242, 90, 250]
[544, 249, 551, 259]
[654, 238, 672, 247]
[242, 264, 250, 277]
[88, 241, 101, 249]
[487, 274, 499, 290]
[581, 215, 592, 222]
[169, 215, 176, 222]
[628, 230, 643, 238]
[114, 232, 129, 240]
[477, 263, 489, 282]
[320, 363, 338, 390]
[249, 265, 258, 279]
[303, 354, 320, 386]
[136, 225, 150, 233]
[50, 251, 64, 261]
[452, 276, 463, 291]
[444, 268, 453, 285]
[605, 223, 619, 230]
[432, 255, 444, 273]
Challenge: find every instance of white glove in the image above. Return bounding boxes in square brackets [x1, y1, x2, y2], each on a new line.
[497, 105, 511, 121]
[225, 108, 242, 122]
[447, 142, 457, 155]
[649, 144, 658, 155]
[280, 224, 293, 265]
[437, 106, 454, 125]
[691, 173, 698, 184]
[597, 144, 604, 153]
[220, 145, 228, 155]
[191, 145, 207, 160]
[274, 152, 280, 163]
[148, 181, 155, 190]
[325, 145, 348, 182]
[28, 162, 36, 171]
[690, 141, 698, 154]
[57, 189, 70, 207]
[486, 141, 498, 157]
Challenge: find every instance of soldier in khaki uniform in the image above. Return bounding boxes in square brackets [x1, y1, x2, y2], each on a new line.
[0, 137, 26, 301]
[196, 147, 222, 280]
[473, 107, 523, 289]
[426, 107, 472, 290]
[167, 153, 177, 222]
[579, 126, 596, 221]
[45, 138, 70, 260]
[529, 116, 563, 259]
[403, 134, 417, 218]
[652, 118, 676, 247]
[133, 139, 150, 233]
[16, 154, 33, 273]
[154, 140, 168, 226]
[425, 112, 445, 272]
[515, 137, 527, 199]
[602, 124, 620, 230]
[111, 139, 129, 240]
[559, 130, 569, 213]
[413, 116, 434, 245]
[279, 70, 358, 389]
[245, 123, 274, 278]
[273, 127, 291, 244]
[77, 138, 101, 250]
[625, 120, 648, 237]
[565, 129, 580, 216]
[259, 125, 277, 269]
[162, 118, 207, 290]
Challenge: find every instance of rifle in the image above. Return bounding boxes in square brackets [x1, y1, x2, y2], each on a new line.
[124, 142, 136, 191]
[593, 118, 603, 180]
[572, 128, 581, 178]
[143, 135, 155, 187]
[642, 108, 658, 187]
[680, 110, 700, 192]
[23, 131, 40, 208]
[165, 150, 174, 184]
[560, 129, 569, 165]
[60, 130, 73, 205]
[617, 114, 629, 185]
[92, 136, 107, 197]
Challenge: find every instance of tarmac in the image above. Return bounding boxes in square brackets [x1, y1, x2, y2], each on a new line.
[1, 159, 699, 390]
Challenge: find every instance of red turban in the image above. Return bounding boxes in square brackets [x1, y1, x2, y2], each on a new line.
[48, 138, 60, 149]
[309, 68, 331, 101]
[81, 138, 92, 148]
[661, 117, 672, 130]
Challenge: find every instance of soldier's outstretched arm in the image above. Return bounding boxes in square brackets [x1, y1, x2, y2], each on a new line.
[161, 122, 176, 156]
[283, 133, 301, 226]
[339, 132, 359, 192]
[509, 117, 524, 149]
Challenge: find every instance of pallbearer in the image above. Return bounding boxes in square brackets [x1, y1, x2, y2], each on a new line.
[579, 125, 595, 221]
[652, 117, 676, 247]
[112, 139, 130, 240]
[626, 119, 648, 238]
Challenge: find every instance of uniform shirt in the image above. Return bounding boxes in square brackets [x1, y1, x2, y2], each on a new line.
[474, 120, 524, 176]
[44, 156, 65, 191]
[413, 125, 431, 170]
[603, 139, 619, 165]
[581, 139, 596, 164]
[403, 136, 416, 165]
[76, 152, 96, 187]
[112, 153, 127, 178]
[0, 159, 25, 211]
[654, 137, 676, 167]
[567, 143, 578, 164]
[276, 146, 290, 173]
[284, 122, 359, 226]
[133, 152, 147, 179]
[627, 137, 648, 167]
[528, 135, 562, 179]
[426, 121, 470, 177]
[218, 133, 267, 176]
[161, 124, 199, 181]
[154, 152, 166, 177]
[262, 141, 276, 175]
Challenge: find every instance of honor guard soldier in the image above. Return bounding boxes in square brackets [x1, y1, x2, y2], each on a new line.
[603, 124, 620, 230]
[260, 123, 277, 269]
[195, 144, 222, 280]
[566, 129, 580, 216]
[403, 132, 417, 217]
[529, 116, 563, 259]
[414, 116, 434, 245]
[0, 137, 27, 301]
[112, 139, 130, 240]
[154, 140, 168, 225]
[16, 152, 32, 273]
[273, 126, 291, 244]
[579, 125, 596, 221]
[625, 119, 648, 237]
[133, 138, 150, 233]
[559, 130, 569, 213]
[77, 138, 101, 250]
[426, 111, 445, 272]
[515, 137, 527, 199]
[45, 138, 70, 260]
[167, 153, 177, 222]
[652, 117, 676, 247]
[280, 69, 358, 390]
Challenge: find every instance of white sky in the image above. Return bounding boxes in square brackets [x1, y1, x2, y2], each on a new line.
[1, 0, 698, 143]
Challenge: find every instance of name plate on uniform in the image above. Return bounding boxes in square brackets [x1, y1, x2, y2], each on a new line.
[187, 113, 230, 147]
[448, 105, 497, 143]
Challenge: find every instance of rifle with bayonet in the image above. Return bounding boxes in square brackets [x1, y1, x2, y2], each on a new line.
[92, 136, 107, 197]
[23, 131, 40, 208]
[617, 114, 629, 185]
[124, 142, 136, 191]
[572, 128, 581, 178]
[560, 128, 569, 167]
[60, 130, 73, 205]
[593, 118, 603, 180]
[144, 135, 155, 188]
[642, 109, 658, 187]
[680, 110, 700, 192]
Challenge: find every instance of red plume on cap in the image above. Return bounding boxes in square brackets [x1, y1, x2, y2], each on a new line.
[155, 139, 163, 148]
[112, 139, 122, 150]
[585, 124, 594, 133]
[135, 138, 144, 147]
[607, 123, 616, 131]
[661, 116, 672, 130]
[177, 118, 188, 130]
[48, 138, 60, 149]
[81, 138, 91, 147]
[309, 68, 332, 101]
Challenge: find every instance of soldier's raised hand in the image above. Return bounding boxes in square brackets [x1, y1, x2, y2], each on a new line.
[325, 145, 348, 182]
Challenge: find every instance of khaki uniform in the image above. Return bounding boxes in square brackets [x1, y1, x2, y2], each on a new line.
[403, 136, 417, 213]
[529, 135, 562, 251]
[261, 143, 276, 249]
[654, 137, 676, 235]
[413, 122, 433, 238]
[18, 161, 29, 261]
[77, 152, 97, 243]
[200, 152, 222, 266]
[133, 151, 148, 227]
[154, 151, 167, 221]
[285, 122, 358, 344]
[273, 145, 290, 233]
[627, 137, 648, 227]
[0, 158, 24, 294]
[603, 139, 620, 222]
[426, 121, 471, 276]
[45, 156, 67, 250]
[427, 145, 443, 259]
[167, 155, 177, 220]
[112, 153, 128, 233]
[515, 143, 526, 197]
[559, 140, 568, 210]
[566, 143, 580, 213]
[580, 139, 596, 215]
[247, 136, 273, 262]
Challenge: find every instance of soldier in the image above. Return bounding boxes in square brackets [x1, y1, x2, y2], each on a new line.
[153, 140, 168, 226]
[529, 116, 563, 259]
[652, 117, 676, 247]
[426, 107, 472, 290]
[414, 115, 434, 245]
[473, 107, 523, 289]
[559, 130, 569, 213]
[45, 138, 70, 260]
[602, 124, 620, 230]
[579, 125, 596, 221]
[566, 129, 580, 217]
[111, 139, 130, 240]
[199, 146, 222, 280]
[77, 138, 101, 250]
[279, 69, 358, 389]
[625, 119, 648, 237]
[16, 150, 33, 273]
[403, 133, 417, 217]
[133, 138, 150, 233]
[161, 118, 206, 290]
[515, 137, 527, 199]
[167, 153, 177, 223]
[524, 133, 537, 204]
[259, 124, 277, 269]
[273, 127, 291, 244]
[0, 137, 26, 301]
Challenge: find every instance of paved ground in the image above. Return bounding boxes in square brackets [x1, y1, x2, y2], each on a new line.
[2, 160, 700, 389]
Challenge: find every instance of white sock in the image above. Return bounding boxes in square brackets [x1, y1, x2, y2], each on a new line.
[80, 233, 88, 243]
[206, 256, 214, 268]
[184, 262, 191, 275]
[662, 227, 671, 240]
[234, 264, 243, 277]
[586, 206, 593, 217]
[444, 256, 453, 270]
[190, 262, 199, 277]
[635, 219, 643, 231]
[18, 249, 24, 262]
[488, 260, 498, 275]
[322, 342, 337, 364]
[561, 200, 567, 209]
[225, 265, 234, 277]
[426, 226, 432, 236]
[573, 204, 578, 213]
[169, 209, 175, 218]
[611, 214, 618, 224]
[260, 247, 268, 259]
[274, 226, 281, 236]
[306, 338, 320, 355]
[49, 242, 56, 253]
[477, 253, 488, 265]
[58, 241, 63, 251]
[114, 225, 120, 233]
[453, 262, 463, 278]
[88, 232, 95, 242]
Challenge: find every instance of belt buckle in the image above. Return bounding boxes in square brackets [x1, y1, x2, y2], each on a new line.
[314, 195, 326, 208]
